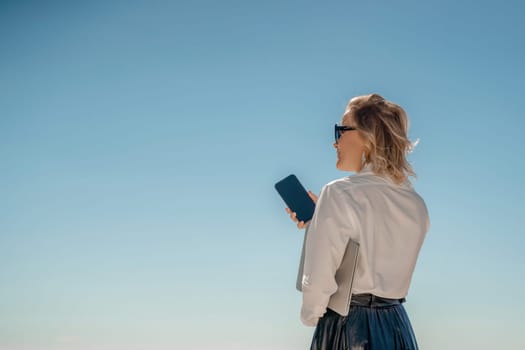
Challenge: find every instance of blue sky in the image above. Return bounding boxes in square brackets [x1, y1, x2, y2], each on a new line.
[1, 0, 524, 349]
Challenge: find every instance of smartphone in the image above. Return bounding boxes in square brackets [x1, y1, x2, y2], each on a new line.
[274, 174, 316, 223]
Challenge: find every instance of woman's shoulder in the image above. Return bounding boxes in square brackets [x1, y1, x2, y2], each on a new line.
[321, 176, 370, 201]
[323, 173, 421, 202]
[324, 174, 383, 192]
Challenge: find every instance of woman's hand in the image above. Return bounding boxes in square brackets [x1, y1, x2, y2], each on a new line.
[285, 190, 318, 229]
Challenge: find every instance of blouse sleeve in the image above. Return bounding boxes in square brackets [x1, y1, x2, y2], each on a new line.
[300, 183, 360, 326]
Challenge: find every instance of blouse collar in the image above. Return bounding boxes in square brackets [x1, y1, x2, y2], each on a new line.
[357, 162, 374, 175]
[353, 162, 413, 189]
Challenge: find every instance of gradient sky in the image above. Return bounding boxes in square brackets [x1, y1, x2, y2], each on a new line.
[1, 0, 524, 349]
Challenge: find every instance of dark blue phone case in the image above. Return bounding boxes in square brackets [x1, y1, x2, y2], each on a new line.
[274, 174, 316, 223]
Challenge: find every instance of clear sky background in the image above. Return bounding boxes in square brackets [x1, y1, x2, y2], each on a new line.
[1, 0, 524, 349]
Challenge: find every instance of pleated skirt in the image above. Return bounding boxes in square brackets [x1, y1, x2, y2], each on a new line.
[309, 304, 419, 350]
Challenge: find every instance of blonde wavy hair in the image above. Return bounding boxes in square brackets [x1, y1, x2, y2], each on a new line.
[343, 93, 417, 185]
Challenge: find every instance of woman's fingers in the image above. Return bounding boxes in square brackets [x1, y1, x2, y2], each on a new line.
[285, 207, 298, 223]
[285, 207, 310, 229]
[297, 220, 311, 229]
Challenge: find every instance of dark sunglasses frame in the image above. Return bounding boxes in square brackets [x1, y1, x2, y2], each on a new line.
[334, 124, 357, 143]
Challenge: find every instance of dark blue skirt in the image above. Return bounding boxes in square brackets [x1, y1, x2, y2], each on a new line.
[309, 296, 419, 350]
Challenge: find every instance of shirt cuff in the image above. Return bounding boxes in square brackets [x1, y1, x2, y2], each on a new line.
[300, 304, 326, 327]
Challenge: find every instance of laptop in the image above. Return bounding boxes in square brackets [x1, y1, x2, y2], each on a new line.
[296, 226, 360, 316]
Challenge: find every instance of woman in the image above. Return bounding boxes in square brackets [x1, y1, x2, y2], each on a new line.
[285, 93, 430, 350]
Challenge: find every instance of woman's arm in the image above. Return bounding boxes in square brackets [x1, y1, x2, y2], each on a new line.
[300, 184, 360, 326]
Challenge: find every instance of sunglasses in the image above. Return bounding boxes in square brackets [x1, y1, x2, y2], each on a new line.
[334, 123, 357, 143]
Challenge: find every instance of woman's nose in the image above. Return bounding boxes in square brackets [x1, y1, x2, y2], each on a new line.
[333, 142, 338, 149]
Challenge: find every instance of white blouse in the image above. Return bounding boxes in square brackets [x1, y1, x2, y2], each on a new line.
[300, 163, 430, 326]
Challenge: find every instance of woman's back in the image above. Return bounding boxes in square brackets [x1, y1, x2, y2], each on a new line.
[328, 163, 430, 299]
